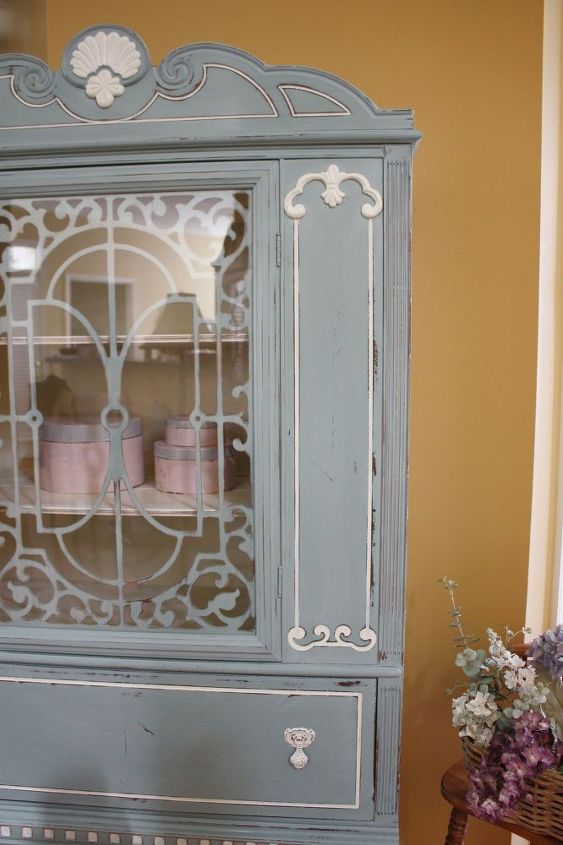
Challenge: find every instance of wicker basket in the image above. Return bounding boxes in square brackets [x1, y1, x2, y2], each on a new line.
[462, 737, 563, 838]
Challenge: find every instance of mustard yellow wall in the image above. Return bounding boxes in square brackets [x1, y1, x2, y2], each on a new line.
[12, 1, 545, 843]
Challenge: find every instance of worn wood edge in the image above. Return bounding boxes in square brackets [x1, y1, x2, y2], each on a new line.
[0, 143, 393, 175]
[375, 678, 403, 817]
[377, 147, 412, 664]
[0, 807, 400, 845]
[0, 654, 401, 678]
[0, 131, 422, 167]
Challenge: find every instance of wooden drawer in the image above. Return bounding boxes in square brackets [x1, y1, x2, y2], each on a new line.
[0, 673, 375, 819]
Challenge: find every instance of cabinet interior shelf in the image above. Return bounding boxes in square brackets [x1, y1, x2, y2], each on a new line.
[4, 333, 248, 346]
[0, 477, 251, 516]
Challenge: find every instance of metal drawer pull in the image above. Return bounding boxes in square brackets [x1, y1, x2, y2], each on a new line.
[284, 727, 316, 769]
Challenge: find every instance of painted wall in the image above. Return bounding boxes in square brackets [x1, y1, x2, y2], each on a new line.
[8, 1, 544, 843]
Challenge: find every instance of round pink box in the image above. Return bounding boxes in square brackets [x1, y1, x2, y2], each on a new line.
[39, 416, 145, 494]
[154, 441, 236, 495]
[165, 417, 218, 447]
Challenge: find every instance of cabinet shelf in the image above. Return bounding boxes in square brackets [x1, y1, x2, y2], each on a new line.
[0, 477, 251, 517]
[4, 333, 248, 346]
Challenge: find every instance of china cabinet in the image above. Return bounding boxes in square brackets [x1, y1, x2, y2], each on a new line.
[0, 26, 419, 845]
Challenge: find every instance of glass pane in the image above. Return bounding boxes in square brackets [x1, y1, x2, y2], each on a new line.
[0, 190, 254, 633]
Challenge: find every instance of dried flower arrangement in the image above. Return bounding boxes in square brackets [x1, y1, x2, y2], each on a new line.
[440, 577, 563, 822]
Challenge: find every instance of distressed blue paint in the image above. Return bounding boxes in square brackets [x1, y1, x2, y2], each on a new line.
[0, 26, 419, 845]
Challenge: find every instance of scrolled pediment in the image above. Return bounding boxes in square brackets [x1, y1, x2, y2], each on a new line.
[0, 25, 418, 153]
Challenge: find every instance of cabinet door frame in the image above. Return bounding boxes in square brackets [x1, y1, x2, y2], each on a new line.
[280, 156, 385, 665]
[0, 161, 281, 662]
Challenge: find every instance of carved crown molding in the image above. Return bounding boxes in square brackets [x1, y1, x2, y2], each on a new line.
[0, 24, 419, 137]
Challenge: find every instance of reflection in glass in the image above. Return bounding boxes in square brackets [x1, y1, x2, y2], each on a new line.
[0, 191, 254, 632]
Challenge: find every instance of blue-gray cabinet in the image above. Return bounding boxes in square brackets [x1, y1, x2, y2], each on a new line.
[0, 26, 419, 845]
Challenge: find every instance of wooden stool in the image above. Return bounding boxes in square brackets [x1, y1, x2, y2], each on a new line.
[441, 761, 560, 845]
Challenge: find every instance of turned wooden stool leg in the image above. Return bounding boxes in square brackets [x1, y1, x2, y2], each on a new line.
[444, 807, 468, 845]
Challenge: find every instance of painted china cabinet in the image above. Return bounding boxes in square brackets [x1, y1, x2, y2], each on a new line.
[0, 26, 419, 845]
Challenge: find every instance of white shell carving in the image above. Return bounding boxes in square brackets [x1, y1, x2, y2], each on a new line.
[71, 31, 141, 79]
[284, 727, 316, 769]
[70, 30, 141, 108]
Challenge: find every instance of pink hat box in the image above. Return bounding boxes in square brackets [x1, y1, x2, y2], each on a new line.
[165, 417, 218, 447]
[39, 416, 145, 494]
[154, 440, 236, 495]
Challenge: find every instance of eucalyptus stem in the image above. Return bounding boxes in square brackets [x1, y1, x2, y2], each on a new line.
[439, 576, 478, 650]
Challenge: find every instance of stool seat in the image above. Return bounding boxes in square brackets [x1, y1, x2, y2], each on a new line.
[441, 761, 560, 845]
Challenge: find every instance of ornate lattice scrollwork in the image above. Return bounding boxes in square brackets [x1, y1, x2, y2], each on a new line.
[0, 189, 254, 632]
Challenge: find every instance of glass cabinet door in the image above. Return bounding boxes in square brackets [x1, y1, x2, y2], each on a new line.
[0, 175, 277, 654]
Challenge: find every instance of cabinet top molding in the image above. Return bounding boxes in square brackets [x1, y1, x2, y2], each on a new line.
[0, 25, 420, 160]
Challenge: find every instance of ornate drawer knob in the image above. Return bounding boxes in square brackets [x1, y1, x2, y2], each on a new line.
[284, 727, 316, 769]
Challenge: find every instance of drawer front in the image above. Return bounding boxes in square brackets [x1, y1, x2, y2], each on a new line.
[0, 674, 375, 819]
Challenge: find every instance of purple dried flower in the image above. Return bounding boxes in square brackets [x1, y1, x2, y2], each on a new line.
[529, 625, 563, 680]
[500, 753, 529, 780]
[478, 796, 502, 820]
[521, 743, 552, 767]
[498, 780, 521, 805]
[467, 710, 562, 822]
[513, 710, 547, 734]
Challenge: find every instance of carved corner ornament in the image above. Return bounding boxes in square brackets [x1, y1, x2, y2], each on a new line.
[284, 164, 383, 220]
[288, 624, 377, 652]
